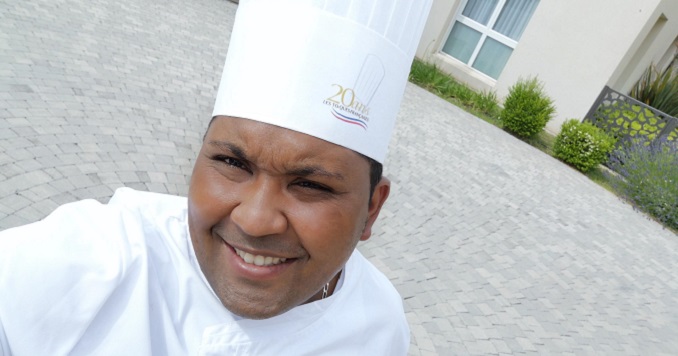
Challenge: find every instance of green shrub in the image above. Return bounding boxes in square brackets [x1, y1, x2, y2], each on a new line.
[554, 120, 616, 172]
[606, 138, 678, 230]
[501, 77, 555, 138]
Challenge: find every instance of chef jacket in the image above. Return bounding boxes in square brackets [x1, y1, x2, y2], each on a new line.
[0, 188, 409, 355]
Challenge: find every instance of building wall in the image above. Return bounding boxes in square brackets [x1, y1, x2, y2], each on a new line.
[608, 1, 678, 94]
[417, 0, 678, 133]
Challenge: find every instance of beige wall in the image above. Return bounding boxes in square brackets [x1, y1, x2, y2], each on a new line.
[608, 1, 678, 94]
[417, 0, 678, 133]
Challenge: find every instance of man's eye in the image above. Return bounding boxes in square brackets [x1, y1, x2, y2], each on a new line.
[224, 157, 244, 168]
[295, 180, 333, 193]
[214, 155, 249, 171]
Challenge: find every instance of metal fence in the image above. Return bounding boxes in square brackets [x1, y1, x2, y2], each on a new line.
[583, 86, 678, 145]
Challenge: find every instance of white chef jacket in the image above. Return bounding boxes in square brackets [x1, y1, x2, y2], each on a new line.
[0, 188, 409, 355]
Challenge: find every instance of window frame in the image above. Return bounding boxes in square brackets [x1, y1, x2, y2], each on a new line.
[440, 0, 530, 80]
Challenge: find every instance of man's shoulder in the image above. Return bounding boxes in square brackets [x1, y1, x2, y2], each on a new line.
[0, 188, 193, 354]
[346, 250, 404, 307]
[0, 187, 183, 282]
[107, 187, 187, 217]
[332, 250, 410, 353]
[342, 250, 407, 325]
[0, 187, 187, 252]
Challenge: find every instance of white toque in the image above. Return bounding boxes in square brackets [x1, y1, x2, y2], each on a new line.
[212, 0, 432, 163]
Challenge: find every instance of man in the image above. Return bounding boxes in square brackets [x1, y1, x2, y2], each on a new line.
[0, 0, 431, 354]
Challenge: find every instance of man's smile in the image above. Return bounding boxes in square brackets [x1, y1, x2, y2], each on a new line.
[233, 247, 288, 267]
[216, 236, 300, 282]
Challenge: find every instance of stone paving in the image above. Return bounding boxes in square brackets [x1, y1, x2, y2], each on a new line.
[2, 0, 677, 354]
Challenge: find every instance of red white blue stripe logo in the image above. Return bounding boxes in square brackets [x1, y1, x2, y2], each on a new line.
[331, 108, 367, 130]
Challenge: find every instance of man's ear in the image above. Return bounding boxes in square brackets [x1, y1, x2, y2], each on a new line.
[360, 177, 391, 241]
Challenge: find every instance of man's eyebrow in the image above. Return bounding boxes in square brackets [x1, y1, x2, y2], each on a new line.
[207, 140, 345, 180]
[208, 140, 247, 161]
[287, 166, 345, 181]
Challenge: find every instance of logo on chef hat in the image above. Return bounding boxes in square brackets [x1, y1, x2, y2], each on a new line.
[323, 55, 385, 130]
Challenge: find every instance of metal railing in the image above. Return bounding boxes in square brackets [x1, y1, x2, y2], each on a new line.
[583, 86, 678, 146]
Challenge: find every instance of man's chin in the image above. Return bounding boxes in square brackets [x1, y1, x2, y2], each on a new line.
[212, 284, 299, 320]
[222, 299, 294, 320]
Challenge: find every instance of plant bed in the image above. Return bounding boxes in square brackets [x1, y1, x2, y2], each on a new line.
[606, 138, 678, 231]
[408, 60, 677, 232]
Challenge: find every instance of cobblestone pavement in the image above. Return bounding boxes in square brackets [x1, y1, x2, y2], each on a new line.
[2, 0, 677, 354]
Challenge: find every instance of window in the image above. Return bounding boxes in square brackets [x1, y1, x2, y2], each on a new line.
[442, 0, 539, 79]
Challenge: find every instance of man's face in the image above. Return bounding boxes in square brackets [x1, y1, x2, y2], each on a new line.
[188, 116, 389, 319]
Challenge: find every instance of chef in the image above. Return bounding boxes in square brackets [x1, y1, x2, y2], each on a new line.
[0, 0, 431, 354]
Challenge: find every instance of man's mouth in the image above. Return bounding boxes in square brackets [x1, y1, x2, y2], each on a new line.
[233, 247, 288, 267]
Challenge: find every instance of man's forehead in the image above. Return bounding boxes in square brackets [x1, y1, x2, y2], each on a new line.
[207, 117, 357, 153]
[205, 117, 367, 175]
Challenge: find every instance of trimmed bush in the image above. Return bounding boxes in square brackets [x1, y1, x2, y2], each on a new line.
[554, 120, 615, 172]
[607, 138, 678, 231]
[501, 78, 555, 138]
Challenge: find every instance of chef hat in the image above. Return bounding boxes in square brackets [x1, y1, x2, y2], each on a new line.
[212, 0, 432, 163]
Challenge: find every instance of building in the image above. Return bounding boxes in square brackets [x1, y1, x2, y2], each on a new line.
[417, 0, 678, 133]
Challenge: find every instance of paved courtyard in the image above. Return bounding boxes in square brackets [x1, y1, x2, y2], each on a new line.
[2, 0, 678, 354]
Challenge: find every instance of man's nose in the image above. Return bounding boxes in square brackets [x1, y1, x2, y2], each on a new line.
[230, 177, 288, 237]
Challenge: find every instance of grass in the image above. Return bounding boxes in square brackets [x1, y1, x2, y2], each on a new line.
[409, 59, 502, 126]
[523, 130, 556, 156]
[584, 166, 617, 193]
[408, 59, 675, 232]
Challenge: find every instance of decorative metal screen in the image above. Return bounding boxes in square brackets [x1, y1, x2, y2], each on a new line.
[584, 86, 678, 145]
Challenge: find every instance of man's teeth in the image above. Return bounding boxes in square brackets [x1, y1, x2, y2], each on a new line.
[234, 248, 287, 266]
